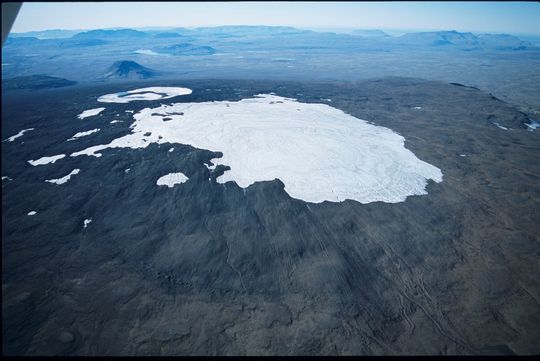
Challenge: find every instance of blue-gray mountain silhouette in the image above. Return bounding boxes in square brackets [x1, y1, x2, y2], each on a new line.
[103, 60, 158, 79]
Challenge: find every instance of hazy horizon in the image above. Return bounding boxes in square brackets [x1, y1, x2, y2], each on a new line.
[10, 2, 540, 36]
[10, 24, 540, 40]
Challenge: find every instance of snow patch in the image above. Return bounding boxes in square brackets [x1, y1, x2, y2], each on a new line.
[492, 122, 508, 130]
[412, 106, 423, 110]
[97, 87, 192, 104]
[156, 172, 189, 187]
[83, 219, 92, 228]
[68, 128, 100, 141]
[77, 107, 105, 119]
[134, 49, 165, 56]
[110, 120, 122, 124]
[71, 93, 443, 204]
[4, 128, 34, 142]
[45, 169, 80, 185]
[525, 119, 539, 131]
[27, 211, 37, 216]
[168, 147, 174, 153]
[2, 176, 13, 181]
[28, 154, 65, 166]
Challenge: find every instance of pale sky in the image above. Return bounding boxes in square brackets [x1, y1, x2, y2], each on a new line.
[11, 1, 540, 35]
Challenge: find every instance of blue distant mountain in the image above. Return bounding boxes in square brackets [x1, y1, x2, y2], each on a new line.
[477, 33, 532, 50]
[397, 31, 480, 47]
[10, 29, 83, 39]
[395, 30, 531, 50]
[4, 36, 42, 46]
[103, 60, 158, 79]
[73, 29, 149, 39]
[153, 32, 184, 38]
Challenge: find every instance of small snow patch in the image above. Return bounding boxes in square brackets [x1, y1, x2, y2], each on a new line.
[45, 169, 80, 185]
[27, 211, 37, 216]
[525, 119, 539, 131]
[28, 154, 65, 166]
[4, 128, 34, 142]
[68, 128, 100, 141]
[168, 147, 174, 153]
[83, 219, 92, 228]
[77, 107, 105, 119]
[124, 168, 131, 173]
[134, 49, 165, 56]
[156, 172, 189, 187]
[492, 122, 508, 130]
[2, 176, 13, 181]
[110, 120, 122, 124]
[412, 106, 423, 110]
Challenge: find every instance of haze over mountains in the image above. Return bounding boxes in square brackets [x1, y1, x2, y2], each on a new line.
[4, 25, 540, 116]
[8, 26, 534, 50]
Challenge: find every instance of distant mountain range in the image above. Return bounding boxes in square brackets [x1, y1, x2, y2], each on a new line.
[73, 29, 150, 39]
[9, 29, 83, 39]
[397, 30, 480, 46]
[476, 33, 532, 50]
[394, 30, 531, 50]
[153, 32, 185, 38]
[7, 27, 536, 52]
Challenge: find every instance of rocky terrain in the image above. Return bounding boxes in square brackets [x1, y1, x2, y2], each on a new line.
[2, 77, 539, 355]
[2, 75, 76, 90]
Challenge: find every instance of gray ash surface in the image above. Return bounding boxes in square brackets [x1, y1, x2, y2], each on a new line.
[2, 78, 539, 355]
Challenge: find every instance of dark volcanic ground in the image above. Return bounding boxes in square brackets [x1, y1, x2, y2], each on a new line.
[2, 78, 539, 355]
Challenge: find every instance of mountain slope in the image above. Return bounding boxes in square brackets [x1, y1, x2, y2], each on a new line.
[73, 29, 149, 39]
[103, 61, 158, 79]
